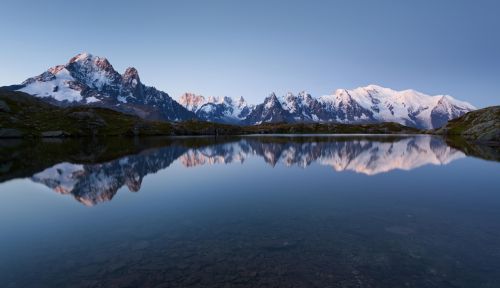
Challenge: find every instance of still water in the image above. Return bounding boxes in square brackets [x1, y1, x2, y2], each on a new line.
[0, 135, 499, 287]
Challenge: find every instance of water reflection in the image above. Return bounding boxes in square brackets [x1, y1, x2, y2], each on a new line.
[180, 136, 464, 173]
[1, 135, 499, 288]
[8, 135, 466, 206]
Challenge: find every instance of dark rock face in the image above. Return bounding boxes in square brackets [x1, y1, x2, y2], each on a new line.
[244, 93, 294, 124]
[12, 53, 195, 122]
[435, 105, 500, 144]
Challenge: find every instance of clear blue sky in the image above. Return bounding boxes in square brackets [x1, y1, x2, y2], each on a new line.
[1, 0, 498, 107]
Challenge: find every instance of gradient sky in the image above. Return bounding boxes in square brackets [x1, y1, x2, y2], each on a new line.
[1, 0, 498, 107]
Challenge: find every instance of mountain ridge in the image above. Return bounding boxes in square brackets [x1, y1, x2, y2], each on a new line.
[178, 92, 254, 124]
[5, 52, 477, 128]
[180, 87, 475, 129]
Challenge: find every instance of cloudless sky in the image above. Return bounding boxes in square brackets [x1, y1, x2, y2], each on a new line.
[1, 0, 499, 107]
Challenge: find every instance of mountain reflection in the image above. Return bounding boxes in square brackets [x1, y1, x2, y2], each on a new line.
[24, 136, 465, 206]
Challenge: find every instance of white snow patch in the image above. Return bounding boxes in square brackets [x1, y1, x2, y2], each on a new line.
[117, 96, 128, 103]
[19, 68, 82, 102]
[86, 96, 100, 103]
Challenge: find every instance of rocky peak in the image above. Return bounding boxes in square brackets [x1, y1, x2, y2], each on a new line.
[123, 67, 139, 79]
[225, 96, 233, 103]
[298, 91, 310, 99]
[236, 96, 247, 107]
[267, 92, 278, 101]
[206, 96, 219, 103]
[68, 52, 114, 71]
[264, 93, 280, 109]
[64, 52, 121, 90]
[122, 67, 141, 87]
[93, 57, 113, 71]
[179, 93, 206, 111]
[178, 93, 254, 123]
[69, 52, 92, 63]
[47, 65, 66, 75]
[14, 52, 195, 121]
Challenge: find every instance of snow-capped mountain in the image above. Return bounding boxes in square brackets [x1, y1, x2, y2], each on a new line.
[244, 93, 295, 124]
[5, 52, 475, 128]
[317, 85, 476, 129]
[246, 85, 474, 129]
[278, 91, 326, 122]
[12, 52, 195, 121]
[178, 93, 254, 124]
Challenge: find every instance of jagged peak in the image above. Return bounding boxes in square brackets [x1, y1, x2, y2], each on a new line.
[298, 90, 309, 97]
[69, 52, 93, 63]
[123, 67, 140, 79]
[264, 92, 281, 109]
[47, 65, 66, 75]
[267, 92, 278, 100]
[178, 92, 207, 111]
[221, 96, 232, 104]
[207, 95, 218, 103]
[179, 92, 206, 104]
[122, 67, 141, 88]
[124, 66, 138, 75]
[69, 52, 108, 64]
[68, 52, 113, 70]
[180, 92, 204, 98]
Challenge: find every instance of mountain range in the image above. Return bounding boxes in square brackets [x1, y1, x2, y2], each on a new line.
[178, 93, 254, 124]
[5, 52, 476, 129]
[182, 88, 476, 129]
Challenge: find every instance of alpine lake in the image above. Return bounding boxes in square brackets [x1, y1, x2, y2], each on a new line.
[0, 135, 499, 288]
